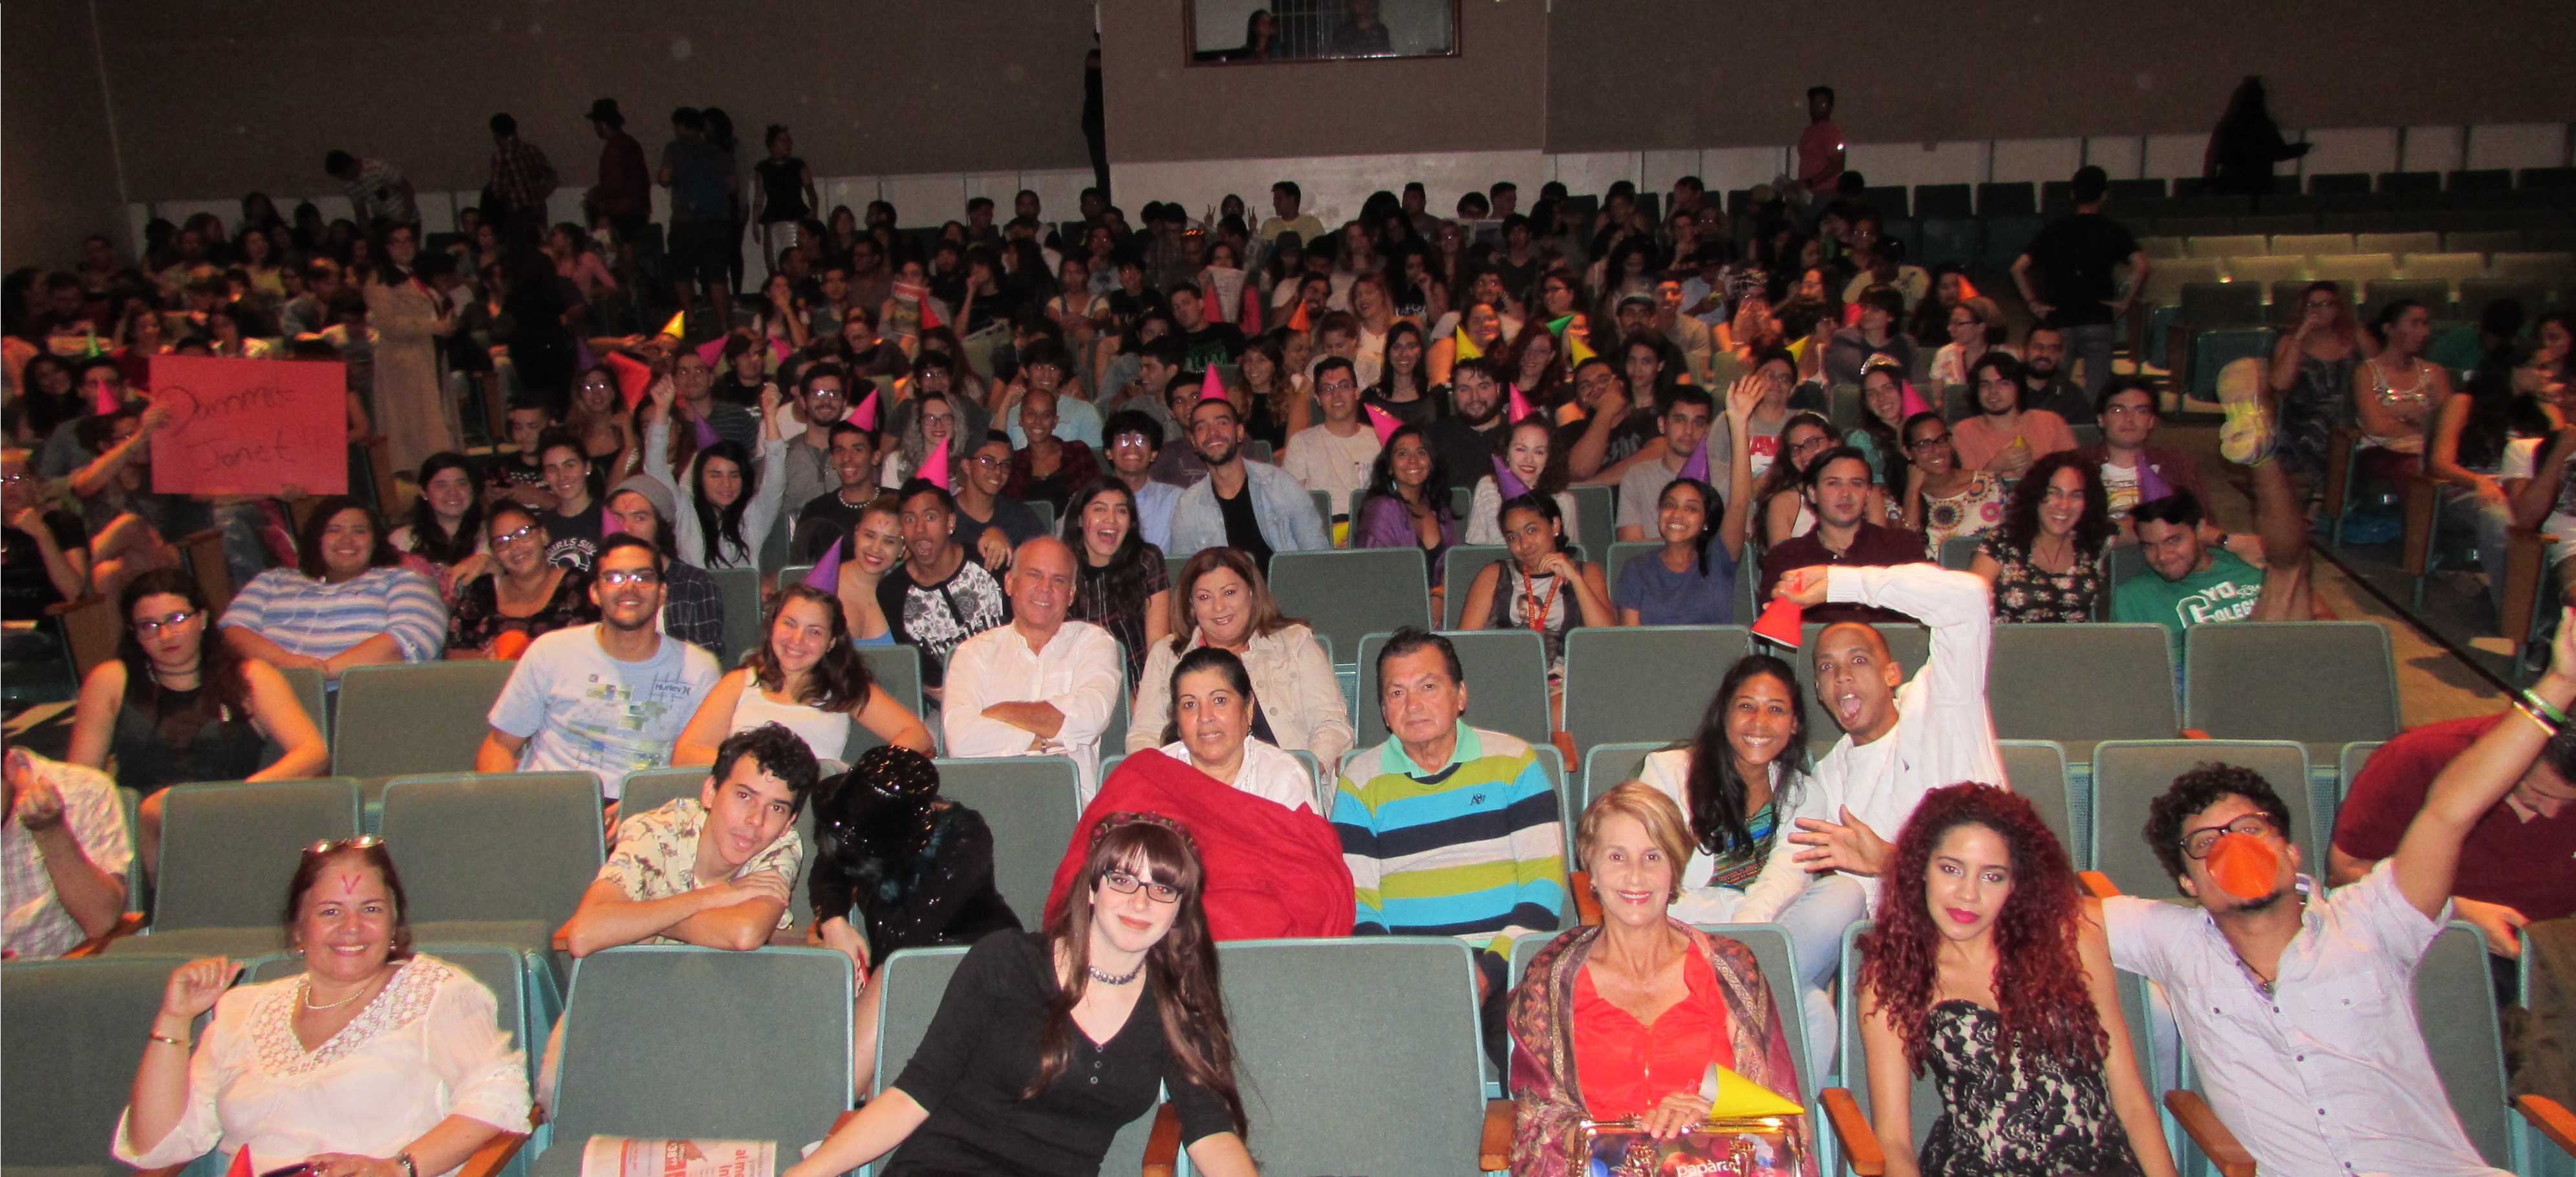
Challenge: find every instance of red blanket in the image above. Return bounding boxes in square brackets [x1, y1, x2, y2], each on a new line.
[1044, 749, 1355, 940]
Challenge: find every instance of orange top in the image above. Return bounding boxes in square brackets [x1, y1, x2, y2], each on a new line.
[1572, 948, 1733, 1121]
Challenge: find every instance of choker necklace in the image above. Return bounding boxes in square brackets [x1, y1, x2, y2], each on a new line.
[1088, 960, 1145, 986]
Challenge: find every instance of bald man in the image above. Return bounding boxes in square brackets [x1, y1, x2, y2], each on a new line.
[1735, 563, 2004, 926]
[938, 536, 1126, 803]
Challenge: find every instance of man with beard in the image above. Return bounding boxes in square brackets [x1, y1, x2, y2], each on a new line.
[2017, 325, 2096, 425]
[1756, 446, 1927, 623]
[1165, 397, 1328, 567]
[1425, 358, 1512, 487]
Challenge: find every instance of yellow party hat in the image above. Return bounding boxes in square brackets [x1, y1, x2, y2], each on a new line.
[659, 310, 687, 339]
[1565, 331, 1597, 367]
[1705, 1066, 1804, 1119]
[1453, 325, 1483, 362]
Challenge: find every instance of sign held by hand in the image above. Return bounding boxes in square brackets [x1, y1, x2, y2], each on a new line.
[147, 355, 349, 497]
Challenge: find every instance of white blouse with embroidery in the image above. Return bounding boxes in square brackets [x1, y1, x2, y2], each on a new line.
[114, 955, 531, 1173]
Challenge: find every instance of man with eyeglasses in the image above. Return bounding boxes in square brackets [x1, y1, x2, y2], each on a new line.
[2109, 627, 2575, 1176]
[1277, 357, 1381, 523]
[477, 534, 720, 796]
[1100, 409, 1180, 550]
[2081, 376, 2208, 538]
[950, 431, 1046, 573]
[774, 364, 852, 525]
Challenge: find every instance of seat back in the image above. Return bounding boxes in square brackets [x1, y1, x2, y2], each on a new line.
[1562, 626, 1750, 762]
[1937, 534, 1980, 570]
[1441, 545, 1511, 627]
[711, 567, 764, 665]
[2365, 277, 2455, 321]
[153, 778, 361, 935]
[2308, 172, 2372, 196]
[541, 947, 850, 1163]
[1996, 740, 2078, 866]
[1794, 624, 1929, 731]
[1268, 548, 1429, 662]
[2491, 251, 2575, 280]
[377, 773, 604, 927]
[2357, 231, 2443, 257]
[2315, 252, 2399, 283]
[2088, 740, 2312, 897]
[1987, 623, 2180, 746]
[1, 955, 199, 1171]
[1582, 741, 1667, 809]
[850, 645, 925, 757]
[1218, 938, 1487, 1177]
[2415, 922, 2516, 1168]
[1912, 184, 1972, 219]
[930, 755, 1080, 927]
[1355, 630, 1551, 748]
[2177, 281, 2264, 325]
[2270, 233, 2355, 257]
[2330, 740, 2385, 838]
[2398, 252, 2489, 282]
[332, 661, 519, 777]
[1567, 484, 1614, 555]
[2183, 621, 2399, 747]
[1604, 541, 1664, 600]
[2139, 257, 2223, 307]
[2185, 234, 2268, 259]
[2224, 255, 2307, 285]
[277, 664, 330, 748]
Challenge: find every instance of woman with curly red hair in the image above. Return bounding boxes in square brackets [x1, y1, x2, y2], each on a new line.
[1854, 783, 2174, 1177]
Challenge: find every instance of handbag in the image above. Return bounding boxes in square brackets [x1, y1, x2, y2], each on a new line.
[1574, 1063, 1808, 1177]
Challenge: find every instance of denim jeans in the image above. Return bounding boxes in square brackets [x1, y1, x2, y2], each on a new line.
[2065, 321, 2120, 405]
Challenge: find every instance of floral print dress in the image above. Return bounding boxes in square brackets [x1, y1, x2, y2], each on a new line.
[1979, 532, 2102, 623]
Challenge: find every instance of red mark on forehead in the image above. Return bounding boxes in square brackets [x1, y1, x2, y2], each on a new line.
[338, 872, 360, 894]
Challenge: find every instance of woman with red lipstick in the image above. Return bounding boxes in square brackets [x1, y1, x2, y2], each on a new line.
[69, 569, 329, 880]
[1969, 451, 2112, 623]
[1507, 783, 1814, 1176]
[1854, 784, 2174, 1177]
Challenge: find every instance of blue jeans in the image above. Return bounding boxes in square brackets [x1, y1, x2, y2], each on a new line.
[2440, 487, 2513, 614]
[2065, 321, 2119, 406]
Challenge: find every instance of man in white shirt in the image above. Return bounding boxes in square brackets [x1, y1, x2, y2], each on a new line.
[478, 535, 723, 799]
[1278, 357, 1381, 519]
[2101, 628, 2568, 1176]
[941, 536, 1124, 803]
[2, 743, 129, 960]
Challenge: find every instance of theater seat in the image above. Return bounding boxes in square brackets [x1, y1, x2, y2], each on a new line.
[617, 764, 824, 933]
[928, 754, 1081, 927]
[1997, 740, 2080, 868]
[332, 661, 517, 779]
[2183, 621, 2400, 761]
[377, 772, 603, 967]
[712, 567, 764, 665]
[1986, 623, 2182, 763]
[1561, 626, 1749, 764]
[530, 947, 852, 1176]
[107, 777, 363, 958]
[1441, 545, 1510, 627]
[2087, 740, 2315, 898]
[1, 955, 199, 1177]
[1268, 548, 1430, 663]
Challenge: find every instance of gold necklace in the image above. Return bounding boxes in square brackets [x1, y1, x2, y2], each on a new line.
[301, 972, 380, 1011]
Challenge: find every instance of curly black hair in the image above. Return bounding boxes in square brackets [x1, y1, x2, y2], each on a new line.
[2143, 762, 2295, 891]
[1997, 450, 2114, 557]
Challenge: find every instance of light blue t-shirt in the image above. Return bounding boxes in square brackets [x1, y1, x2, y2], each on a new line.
[488, 623, 722, 795]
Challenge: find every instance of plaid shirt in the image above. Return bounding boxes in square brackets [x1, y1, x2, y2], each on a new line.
[2, 753, 130, 960]
[488, 138, 559, 213]
[660, 559, 725, 655]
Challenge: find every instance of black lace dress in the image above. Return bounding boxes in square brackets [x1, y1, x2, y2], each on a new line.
[1917, 1000, 2143, 1177]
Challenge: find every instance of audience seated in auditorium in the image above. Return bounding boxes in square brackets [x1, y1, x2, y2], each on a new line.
[1759, 449, 1929, 624]
[674, 583, 932, 767]
[808, 744, 1021, 977]
[483, 401, 557, 511]
[1754, 412, 1845, 547]
[2015, 327, 2096, 427]
[1902, 411, 2006, 546]
[1970, 451, 2112, 623]
[63, 403, 197, 601]
[2268, 281, 2372, 485]
[786, 815, 1257, 1177]
[878, 480, 1009, 698]
[2423, 351, 2543, 613]
[1060, 479, 1170, 684]
[1459, 491, 1614, 708]
[1361, 321, 1435, 429]
[1353, 423, 1460, 586]
[1611, 385, 1718, 543]
[390, 453, 488, 603]
[1165, 397, 1329, 565]
[444, 502, 597, 658]
[2082, 376, 2206, 539]
[1127, 546, 1351, 770]
[2114, 394, 2314, 647]
[824, 491, 905, 645]
[773, 363, 854, 535]
[1842, 358, 1912, 490]
[941, 536, 1123, 801]
[1279, 357, 1381, 521]
[1927, 295, 2010, 387]
[1335, 628, 1566, 1058]
[527, 428, 605, 571]
[477, 534, 722, 790]
[1004, 385, 1100, 514]
[2352, 299, 2454, 471]
[1100, 409, 1181, 550]
[220, 496, 447, 680]
[1824, 285, 1917, 388]
[879, 387, 972, 490]
[1507, 783, 1812, 1177]
[791, 421, 883, 563]
[116, 841, 531, 1172]
[601, 474, 725, 653]
[1, 445, 91, 625]
[1466, 411, 1578, 548]
[1857, 784, 2174, 1177]
[2011, 164, 2144, 407]
[1141, 646, 1322, 815]
[2, 739, 131, 960]
[1951, 353, 2079, 479]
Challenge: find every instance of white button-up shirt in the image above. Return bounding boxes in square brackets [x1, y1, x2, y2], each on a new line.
[1161, 738, 1322, 815]
[941, 618, 1124, 803]
[2106, 863, 2505, 1177]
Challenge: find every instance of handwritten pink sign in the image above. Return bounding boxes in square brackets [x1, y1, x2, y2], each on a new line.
[147, 355, 349, 496]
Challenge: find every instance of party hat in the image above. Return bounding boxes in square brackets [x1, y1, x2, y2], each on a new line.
[1547, 312, 1576, 338]
[659, 310, 687, 339]
[1565, 332, 1597, 366]
[1507, 383, 1535, 423]
[94, 377, 122, 416]
[1199, 362, 1229, 402]
[690, 412, 720, 450]
[1751, 596, 1803, 648]
[599, 508, 624, 537]
[2136, 461, 2175, 504]
[491, 630, 533, 661]
[917, 292, 943, 331]
[1677, 431, 1711, 484]
[1452, 325, 1483, 362]
[921, 442, 950, 489]
[802, 536, 845, 589]
[1287, 299, 1312, 332]
[1238, 289, 1262, 332]
[1898, 380, 1932, 420]
[606, 351, 656, 411]
[1704, 1066, 1805, 1119]
[2207, 833, 2279, 900]
[223, 1146, 255, 1177]
[693, 336, 728, 367]
[850, 387, 880, 431]
[1362, 402, 1401, 444]
[1492, 455, 1530, 500]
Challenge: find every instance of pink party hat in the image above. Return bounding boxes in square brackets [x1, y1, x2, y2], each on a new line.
[1199, 363, 1229, 402]
[1677, 431, 1712, 483]
[1507, 383, 1535, 424]
[1362, 402, 1401, 444]
[2137, 461, 2175, 502]
[850, 387, 879, 431]
[94, 377, 122, 416]
[802, 536, 844, 588]
[693, 336, 728, 367]
[1899, 380, 1933, 420]
[1492, 455, 1531, 501]
[921, 443, 951, 489]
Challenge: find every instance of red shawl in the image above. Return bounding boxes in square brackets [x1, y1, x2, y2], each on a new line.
[1043, 748, 1355, 940]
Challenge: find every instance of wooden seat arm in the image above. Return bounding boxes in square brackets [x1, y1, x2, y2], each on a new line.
[2182, 728, 2213, 739]
[1478, 1097, 1516, 1172]
[2078, 871, 2123, 900]
[63, 911, 147, 958]
[1568, 870, 1602, 927]
[2520, 1093, 2576, 1156]
[1819, 1088, 1884, 1176]
[2165, 1089, 2257, 1177]
[2501, 526, 2553, 640]
[455, 1131, 531, 1177]
[832, 1108, 863, 1133]
[1142, 1101, 1183, 1177]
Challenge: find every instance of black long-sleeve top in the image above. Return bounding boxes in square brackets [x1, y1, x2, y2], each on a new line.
[884, 930, 1238, 1176]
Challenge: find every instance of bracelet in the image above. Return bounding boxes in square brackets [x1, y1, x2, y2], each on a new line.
[147, 1031, 188, 1048]
[2521, 689, 2570, 729]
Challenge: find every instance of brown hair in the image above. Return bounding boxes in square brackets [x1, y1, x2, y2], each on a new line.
[283, 841, 414, 959]
[1163, 547, 1304, 655]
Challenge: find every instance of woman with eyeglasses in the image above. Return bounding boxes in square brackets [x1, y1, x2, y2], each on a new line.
[1754, 411, 1846, 547]
[672, 583, 932, 767]
[116, 839, 533, 1177]
[444, 503, 596, 659]
[784, 814, 1258, 1177]
[219, 496, 448, 682]
[1903, 413, 2008, 546]
[69, 568, 328, 880]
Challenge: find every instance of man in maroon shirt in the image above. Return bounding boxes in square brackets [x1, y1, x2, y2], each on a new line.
[585, 98, 652, 241]
[1758, 445, 1928, 624]
[1796, 85, 1845, 199]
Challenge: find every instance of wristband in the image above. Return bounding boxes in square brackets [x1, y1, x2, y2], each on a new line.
[2520, 689, 2570, 729]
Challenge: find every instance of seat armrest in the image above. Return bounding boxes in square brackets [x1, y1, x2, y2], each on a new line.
[65, 911, 147, 958]
[1479, 1097, 1515, 1172]
[455, 1132, 531, 1177]
[2078, 871, 2123, 900]
[2165, 1089, 2257, 1177]
[1819, 1088, 1884, 1176]
[2180, 728, 2213, 739]
[1568, 870, 1602, 927]
[1143, 1101, 1183, 1177]
[832, 1108, 863, 1133]
[1550, 730, 1578, 768]
[2520, 1093, 2576, 1156]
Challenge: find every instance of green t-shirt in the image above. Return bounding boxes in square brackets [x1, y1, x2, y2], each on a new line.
[2110, 548, 2265, 654]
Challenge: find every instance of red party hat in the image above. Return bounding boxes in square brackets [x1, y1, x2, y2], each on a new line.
[1751, 596, 1804, 647]
[1507, 383, 1535, 424]
[223, 1146, 255, 1177]
[850, 387, 879, 431]
[606, 351, 656, 411]
[1287, 300, 1312, 332]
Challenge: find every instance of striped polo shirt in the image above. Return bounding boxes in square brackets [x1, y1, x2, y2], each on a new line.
[1333, 722, 1565, 956]
[219, 565, 447, 664]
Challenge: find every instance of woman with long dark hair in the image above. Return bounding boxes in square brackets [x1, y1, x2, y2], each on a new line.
[645, 382, 790, 570]
[1856, 784, 2173, 1177]
[218, 496, 447, 680]
[2266, 279, 2371, 483]
[1360, 318, 1435, 427]
[1970, 451, 2114, 623]
[674, 582, 932, 766]
[1465, 415, 1576, 547]
[444, 502, 595, 658]
[1502, 318, 1568, 413]
[1352, 423, 1459, 587]
[1127, 547, 1353, 772]
[1847, 355, 1915, 490]
[389, 451, 487, 602]
[2350, 299, 2453, 470]
[1458, 491, 1614, 717]
[67, 568, 328, 876]
[364, 221, 460, 473]
[783, 815, 1257, 1177]
[1615, 374, 1761, 625]
[2426, 348, 2551, 610]
[1755, 411, 1843, 547]
[1060, 479, 1172, 684]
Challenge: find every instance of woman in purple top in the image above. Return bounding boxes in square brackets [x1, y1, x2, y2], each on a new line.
[1353, 424, 1459, 588]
